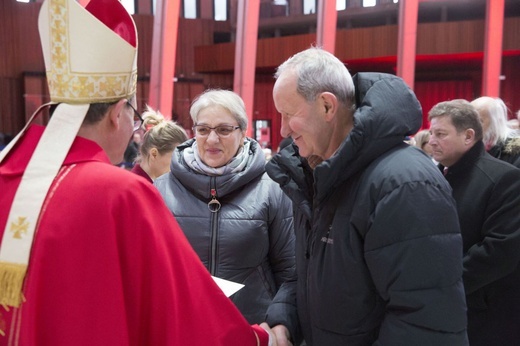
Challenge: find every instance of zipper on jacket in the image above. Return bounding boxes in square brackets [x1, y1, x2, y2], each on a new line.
[208, 179, 221, 275]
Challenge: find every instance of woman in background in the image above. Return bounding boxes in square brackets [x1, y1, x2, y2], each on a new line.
[131, 106, 188, 182]
[155, 89, 295, 326]
[414, 129, 434, 157]
[471, 96, 520, 168]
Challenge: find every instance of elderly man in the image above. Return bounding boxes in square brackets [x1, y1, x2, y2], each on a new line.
[428, 99, 520, 346]
[265, 47, 468, 345]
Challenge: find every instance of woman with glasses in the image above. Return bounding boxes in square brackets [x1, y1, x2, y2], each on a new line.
[155, 89, 296, 330]
[130, 106, 188, 183]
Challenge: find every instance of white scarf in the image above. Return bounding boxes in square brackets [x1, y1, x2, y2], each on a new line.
[183, 140, 251, 176]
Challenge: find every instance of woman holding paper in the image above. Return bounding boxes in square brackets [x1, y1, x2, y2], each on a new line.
[155, 89, 296, 327]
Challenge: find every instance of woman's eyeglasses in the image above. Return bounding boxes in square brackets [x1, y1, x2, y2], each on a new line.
[193, 125, 241, 138]
[127, 101, 143, 131]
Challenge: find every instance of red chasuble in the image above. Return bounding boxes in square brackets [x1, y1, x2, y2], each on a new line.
[0, 125, 267, 345]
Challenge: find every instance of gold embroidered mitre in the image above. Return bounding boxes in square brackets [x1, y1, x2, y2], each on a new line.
[38, 0, 138, 103]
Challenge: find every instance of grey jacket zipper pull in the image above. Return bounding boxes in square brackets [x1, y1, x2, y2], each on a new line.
[208, 188, 221, 212]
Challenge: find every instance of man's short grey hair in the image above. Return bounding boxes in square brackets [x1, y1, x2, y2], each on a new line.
[428, 99, 483, 141]
[190, 89, 248, 131]
[275, 46, 356, 110]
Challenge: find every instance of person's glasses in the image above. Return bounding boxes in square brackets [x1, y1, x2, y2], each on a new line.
[127, 101, 143, 131]
[193, 124, 241, 138]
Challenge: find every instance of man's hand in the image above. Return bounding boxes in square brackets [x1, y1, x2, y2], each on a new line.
[271, 324, 293, 346]
[259, 322, 277, 346]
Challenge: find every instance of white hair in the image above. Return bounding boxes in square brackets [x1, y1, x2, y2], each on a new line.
[471, 96, 513, 147]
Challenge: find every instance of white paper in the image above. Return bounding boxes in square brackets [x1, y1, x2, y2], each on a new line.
[212, 276, 245, 297]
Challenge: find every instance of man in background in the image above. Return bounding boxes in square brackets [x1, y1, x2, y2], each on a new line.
[429, 99, 520, 346]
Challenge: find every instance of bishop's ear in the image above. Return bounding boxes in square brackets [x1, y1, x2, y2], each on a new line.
[109, 99, 128, 129]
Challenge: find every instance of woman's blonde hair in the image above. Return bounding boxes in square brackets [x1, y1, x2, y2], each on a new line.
[413, 129, 431, 151]
[135, 105, 188, 163]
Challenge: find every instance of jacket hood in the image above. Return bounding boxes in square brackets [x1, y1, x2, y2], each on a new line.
[170, 137, 266, 200]
[266, 144, 314, 220]
[314, 73, 422, 198]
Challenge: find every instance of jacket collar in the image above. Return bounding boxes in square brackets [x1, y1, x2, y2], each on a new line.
[443, 141, 486, 178]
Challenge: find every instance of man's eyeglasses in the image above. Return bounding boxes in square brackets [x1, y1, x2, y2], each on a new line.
[193, 125, 241, 138]
[127, 101, 143, 131]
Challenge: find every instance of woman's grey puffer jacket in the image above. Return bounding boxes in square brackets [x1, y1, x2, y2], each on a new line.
[154, 138, 296, 324]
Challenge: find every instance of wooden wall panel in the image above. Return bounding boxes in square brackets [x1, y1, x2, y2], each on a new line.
[336, 26, 398, 60]
[23, 74, 49, 124]
[417, 20, 485, 55]
[503, 17, 520, 51]
[136, 80, 150, 111]
[257, 34, 316, 67]
[195, 43, 236, 72]
[498, 56, 520, 117]
[177, 18, 231, 78]
[0, 1, 42, 78]
[0, 1, 42, 136]
[0, 78, 24, 136]
[15, 4, 43, 72]
[253, 77, 280, 150]
[0, 1, 16, 77]
[133, 15, 154, 79]
[203, 74, 234, 89]
[195, 34, 317, 73]
[194, 18, 520, 74]
[171, 82, 194, 129]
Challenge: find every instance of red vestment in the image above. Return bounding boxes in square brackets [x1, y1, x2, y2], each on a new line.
[0, 125, 266, 345]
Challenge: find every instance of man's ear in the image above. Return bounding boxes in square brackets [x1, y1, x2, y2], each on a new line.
[108, 99, 128, 130]
[320, 92, 337, 121]
[465, 128, 476, 144]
